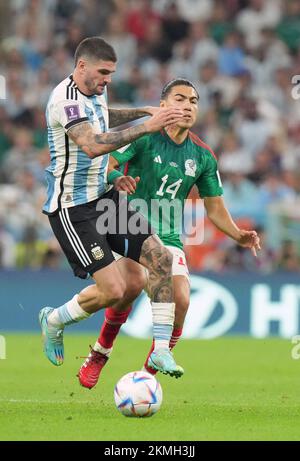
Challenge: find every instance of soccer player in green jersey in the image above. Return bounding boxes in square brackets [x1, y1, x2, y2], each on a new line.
[78, 78, 261, 388]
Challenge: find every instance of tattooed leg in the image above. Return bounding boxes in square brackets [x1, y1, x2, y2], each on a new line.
[139, 235, 175, 350]
[139, 234, 173, 302]
[139, 235, 184, 377]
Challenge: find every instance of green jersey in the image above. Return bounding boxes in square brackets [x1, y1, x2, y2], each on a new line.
[112, 130, 223, 249]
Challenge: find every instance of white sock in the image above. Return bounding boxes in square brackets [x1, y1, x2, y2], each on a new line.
[151, 302, 175, 351]
[48, 295, 91, 327]
[93, 341, 113, 357]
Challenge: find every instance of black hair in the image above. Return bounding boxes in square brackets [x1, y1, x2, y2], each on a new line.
[74, 37, 117, 65]
[161, 78, 199, 100]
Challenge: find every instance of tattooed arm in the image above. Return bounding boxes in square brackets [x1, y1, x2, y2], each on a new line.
[67, 107, 183, 158]
[108, 107, 159, 128]
[68, 121, 147, 158]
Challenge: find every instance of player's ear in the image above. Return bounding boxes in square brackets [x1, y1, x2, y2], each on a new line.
[160, 99, 166, 108]
[77, 59, 86, 74]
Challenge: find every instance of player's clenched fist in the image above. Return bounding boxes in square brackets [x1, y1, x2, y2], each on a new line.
[145, 107, 184, 132]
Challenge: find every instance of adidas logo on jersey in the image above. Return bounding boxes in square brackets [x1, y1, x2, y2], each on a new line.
[154, 155, 162, 164]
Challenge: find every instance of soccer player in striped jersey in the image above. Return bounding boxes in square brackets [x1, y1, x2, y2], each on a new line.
[78, 78, 261, 389]
[39, 37, 186, 378]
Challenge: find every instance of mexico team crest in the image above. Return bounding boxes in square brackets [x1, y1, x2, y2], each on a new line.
[91, 245, 104, 260]
[185, 159, 196, 177]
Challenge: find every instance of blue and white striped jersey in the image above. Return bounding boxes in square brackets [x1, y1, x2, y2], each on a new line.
[43, 75, 111, 214]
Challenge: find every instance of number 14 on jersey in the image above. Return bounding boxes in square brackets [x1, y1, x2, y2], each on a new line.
[156, 175, 183, 200]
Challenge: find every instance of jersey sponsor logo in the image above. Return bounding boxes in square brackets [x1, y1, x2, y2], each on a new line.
[154, 155, 162, 164]
[169, 162, 178, 168]
[185, 159, 196, 177]
[64, 104, 80, 121]
[91, 244, 104, 260]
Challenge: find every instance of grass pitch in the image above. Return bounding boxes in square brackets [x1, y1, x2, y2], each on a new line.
[0, 334, 299, 441]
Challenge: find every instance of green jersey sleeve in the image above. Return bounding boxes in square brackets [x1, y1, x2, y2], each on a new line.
[196, 151, 223, 198]
[111, 143, 137, 166]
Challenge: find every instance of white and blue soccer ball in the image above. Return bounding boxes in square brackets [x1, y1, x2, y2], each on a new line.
[114, 371, 163, 417]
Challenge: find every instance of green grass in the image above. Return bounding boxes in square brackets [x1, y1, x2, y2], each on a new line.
[0, 334, 300, 441]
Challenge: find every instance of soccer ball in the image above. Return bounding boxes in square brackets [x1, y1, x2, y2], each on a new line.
[114, 371, 163, 417]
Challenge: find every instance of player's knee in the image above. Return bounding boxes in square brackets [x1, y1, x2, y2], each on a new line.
[112, 281, 127, 304]
[125, 275, 145, 300]
[97, 279, 126, 305]
[108, 286, 126, 305]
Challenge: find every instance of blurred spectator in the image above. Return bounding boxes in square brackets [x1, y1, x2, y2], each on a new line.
[176, 0, 213, 23]
[210, 2, 233, 45]
[161, 2, 189, 46]
[236, 0, 282, 50]
[276, 0, 300, 53]
[258, 173, 296, 208]
[0, 109, 13, 167]
[277, 240, 300, 272]
[282, 125, 300, 172]
[72, 0, 116, 36]
[104, 14, 137, 82]
[199, 108, 223, 150]
[126, 0, 161, 42]
[1, 129, 38, 183]
[0, 2, 10, 40]
[218, 31, 246, 77]
[112, 65, 143, 103]
[190, 21, 219, 70]
[44, 47, 73, 86]
[142, 20, 172, 63]
[169, 38, 196, 81]
[0, 219, 15, 268]
[64, 21, 85, 56]
[235, 98, 274, 158]
[219, 131, 253, 174]
[222, 172, 260, 219]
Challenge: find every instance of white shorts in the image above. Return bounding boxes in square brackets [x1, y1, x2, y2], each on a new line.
[113, 245, 190, 282]
[165, 245, 190, 281]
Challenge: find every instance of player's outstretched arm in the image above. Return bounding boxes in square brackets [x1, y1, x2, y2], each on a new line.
[68, 107, 183, 158]
[108, 106, 159, 128]
[204, 196, 261, 256]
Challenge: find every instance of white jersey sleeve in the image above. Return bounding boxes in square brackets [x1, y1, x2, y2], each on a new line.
[52, 99, 89, 132]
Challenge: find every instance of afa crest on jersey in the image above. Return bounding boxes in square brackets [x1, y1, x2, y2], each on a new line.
[185, 159, 196, 177]
[91, 245, 104, 260]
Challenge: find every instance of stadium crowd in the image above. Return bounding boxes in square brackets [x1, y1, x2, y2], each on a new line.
[0, 0, 300, 273]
